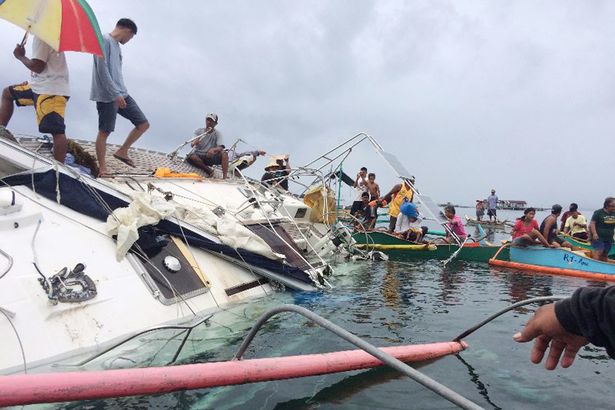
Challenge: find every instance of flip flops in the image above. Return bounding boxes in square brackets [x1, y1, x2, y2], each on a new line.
[113, 153, 136, 168]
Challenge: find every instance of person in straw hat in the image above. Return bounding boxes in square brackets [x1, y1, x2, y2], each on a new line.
[261, 154, 290, 190]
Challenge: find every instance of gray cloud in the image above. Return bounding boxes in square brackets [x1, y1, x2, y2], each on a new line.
[1, 0, 614, 208]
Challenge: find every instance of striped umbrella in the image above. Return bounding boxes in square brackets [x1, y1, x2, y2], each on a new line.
[0, 0, 103, 56]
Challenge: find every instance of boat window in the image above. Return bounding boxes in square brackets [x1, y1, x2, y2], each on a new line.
[294, 207, 307, 219]
[133, 236, 210, 305]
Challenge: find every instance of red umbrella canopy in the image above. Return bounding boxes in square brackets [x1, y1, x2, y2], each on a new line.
[0, 0, 104, 56]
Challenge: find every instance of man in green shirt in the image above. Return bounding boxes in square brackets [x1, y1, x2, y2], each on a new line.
[589, 197, 615, 261]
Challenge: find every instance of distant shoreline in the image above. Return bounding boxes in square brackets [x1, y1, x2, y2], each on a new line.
[437, 203, 549, 211]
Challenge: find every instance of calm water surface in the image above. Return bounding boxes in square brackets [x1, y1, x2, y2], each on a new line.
[57, 253, 613, 410]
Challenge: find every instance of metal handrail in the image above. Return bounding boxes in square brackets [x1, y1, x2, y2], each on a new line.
[60, 314, 214, 367]
[233, 304, 483, 410]
[0, 248, 13, 280]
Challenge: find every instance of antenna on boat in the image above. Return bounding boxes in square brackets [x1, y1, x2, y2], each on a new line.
[166, 128, 214, 160]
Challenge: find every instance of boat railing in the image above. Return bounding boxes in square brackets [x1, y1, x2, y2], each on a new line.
[233, 304, 482, 410]
[234, 167, 333, 279]
[293, 132, 464, 246]
[57, 314, 215, 368]
[0, 247, 13, 281]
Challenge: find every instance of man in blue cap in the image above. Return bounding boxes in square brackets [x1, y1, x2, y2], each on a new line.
[394, 200, 427, 242]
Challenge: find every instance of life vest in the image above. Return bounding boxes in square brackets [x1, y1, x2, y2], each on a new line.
[368, 199, 388, 207]
[389, 184, 414, 218]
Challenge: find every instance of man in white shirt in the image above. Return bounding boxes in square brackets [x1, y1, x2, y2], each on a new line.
[487, 189, 499, 222]
[564, 210, 589, 241]
[350, 167, 368, 215]
[0, 36, 70, 162]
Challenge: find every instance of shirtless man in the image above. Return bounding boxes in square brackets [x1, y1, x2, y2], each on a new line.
[366, 173, 380, 200]
[540, 204, 572, 249]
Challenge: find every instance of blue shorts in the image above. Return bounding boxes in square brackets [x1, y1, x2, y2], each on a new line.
[591, 240, 613, 254]
[96, 95, 147, 133]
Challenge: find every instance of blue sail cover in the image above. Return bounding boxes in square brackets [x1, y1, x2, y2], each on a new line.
[2, 170, 315, 285]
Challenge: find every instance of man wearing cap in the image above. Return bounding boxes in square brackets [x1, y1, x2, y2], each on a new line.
[487, 189, 498, 222]
[188, 113, 229, 179]
[91, 18, 149, 176]
[394, 200, 427, 242]
[261, 155, 290, 190]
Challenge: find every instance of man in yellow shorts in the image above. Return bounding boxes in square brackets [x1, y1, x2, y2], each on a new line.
[0, 36, 69, 162]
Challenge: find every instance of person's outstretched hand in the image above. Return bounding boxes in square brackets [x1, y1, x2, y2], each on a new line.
[513, 303, 588, 370]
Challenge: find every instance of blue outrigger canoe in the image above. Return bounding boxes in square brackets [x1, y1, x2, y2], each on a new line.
[490, 246, 615, 282]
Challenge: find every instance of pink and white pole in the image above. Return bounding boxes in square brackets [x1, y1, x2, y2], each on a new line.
[0, 341, 466, 406]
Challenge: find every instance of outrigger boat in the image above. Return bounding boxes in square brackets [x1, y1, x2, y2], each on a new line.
[352, 231, 509, 262]
[464, 215, 510, 230]
[489, 244, 615, 282]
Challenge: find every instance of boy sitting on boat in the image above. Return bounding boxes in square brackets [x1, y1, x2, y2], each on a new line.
[441, 205, 467, 243]
[563, 206, 588, 240]
[352, 192, 388, 231]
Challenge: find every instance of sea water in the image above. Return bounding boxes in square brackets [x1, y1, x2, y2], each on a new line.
[54, 209, 614, 409]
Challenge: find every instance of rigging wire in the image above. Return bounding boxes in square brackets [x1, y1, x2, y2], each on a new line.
[0, 307, 27, 374]
[453, 296, 565, 341]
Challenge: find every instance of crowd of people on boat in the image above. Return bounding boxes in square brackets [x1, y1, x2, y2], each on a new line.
[350, 169, 615, 262]
[349, 167, 467, 244]
[511, 198, 615, 262]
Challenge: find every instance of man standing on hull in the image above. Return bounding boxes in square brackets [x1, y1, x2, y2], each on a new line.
[0, 37, 69, 162]
[91, 18, 149, 176]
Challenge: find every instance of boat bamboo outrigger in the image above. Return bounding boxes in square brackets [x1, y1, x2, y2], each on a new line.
[464, 215, 511, 230]
[489, 244, 615, 282]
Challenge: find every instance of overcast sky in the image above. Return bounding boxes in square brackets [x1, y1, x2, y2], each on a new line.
[1, 1, 614, 208]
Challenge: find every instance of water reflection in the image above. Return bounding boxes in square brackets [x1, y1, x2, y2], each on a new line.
[438, 263, 466, 306]
[382, 262, 402, 308]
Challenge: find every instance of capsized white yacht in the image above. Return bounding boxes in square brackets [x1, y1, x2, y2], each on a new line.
[0, 134, 343, 374]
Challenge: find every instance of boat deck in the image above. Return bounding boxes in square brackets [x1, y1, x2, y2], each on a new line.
[14, 135, 214, 178]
